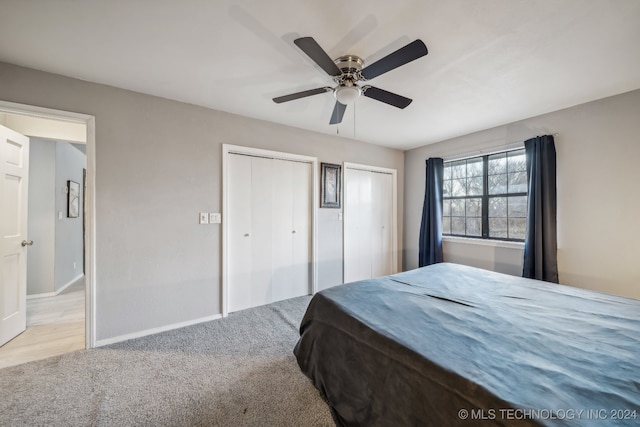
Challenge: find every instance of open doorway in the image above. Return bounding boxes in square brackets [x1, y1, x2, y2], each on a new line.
[0, 102, 95, 369]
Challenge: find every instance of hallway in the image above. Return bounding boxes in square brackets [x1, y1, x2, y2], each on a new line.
[0, 279, 85, 369]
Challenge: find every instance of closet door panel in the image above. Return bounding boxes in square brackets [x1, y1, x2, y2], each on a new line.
[227, 154, 253, 312]
[370, 171, 394, 278]
[370, 171, 385, 278]
[291, 161, 312, 297]
[271, 159, 294, 302]
[344, 168, 373, 283]
[379, 172, 394, 277]
[250, 156, 273, 308]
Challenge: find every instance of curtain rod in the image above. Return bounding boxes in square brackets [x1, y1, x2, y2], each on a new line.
[442, 133, 559, 162]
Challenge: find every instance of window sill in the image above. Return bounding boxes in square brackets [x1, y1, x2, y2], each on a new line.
[443, 236, 524, 250]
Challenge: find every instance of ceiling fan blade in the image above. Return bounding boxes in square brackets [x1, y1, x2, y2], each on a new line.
[329, 101, 347, 125]
[363, 86, 412, 109]
[360, 39, 428, 80]
[294, 37, 342, 77]
[273, 87, 332, 104]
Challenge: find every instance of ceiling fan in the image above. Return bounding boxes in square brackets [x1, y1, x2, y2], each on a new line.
[273, 37, 428, 125]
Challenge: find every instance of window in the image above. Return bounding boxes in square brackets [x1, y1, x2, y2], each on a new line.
[442, 148, 527, 241]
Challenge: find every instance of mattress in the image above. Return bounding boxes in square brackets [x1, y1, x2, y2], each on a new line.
[294, 263, 640, 426]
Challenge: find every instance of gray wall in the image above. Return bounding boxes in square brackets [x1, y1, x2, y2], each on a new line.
[54, 141, 85, 292]
[27, 139, 56, 295]
[404, 89, 640, 300]
[0, 62, 404, 341]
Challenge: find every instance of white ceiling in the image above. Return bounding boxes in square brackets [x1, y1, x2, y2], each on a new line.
[1, 0, 639, 150]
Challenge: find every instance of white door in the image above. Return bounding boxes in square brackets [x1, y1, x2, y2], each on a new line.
[227, 153, 312, 313]
[344, 168, 372, 283]
[272, 159, 311, 301]
[290, 161, 311, 297]
[371, 171, 393, 278]
[344, 166, 395, 283]
[227, 154, 253, 312]
[0, 125, 30, 346]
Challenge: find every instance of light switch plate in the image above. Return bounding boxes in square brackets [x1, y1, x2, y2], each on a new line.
[199, 212, 209, 224]
[210, 213, 221, 224]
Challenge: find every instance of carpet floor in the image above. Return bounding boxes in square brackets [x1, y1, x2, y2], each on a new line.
[0, 296, 334, 426]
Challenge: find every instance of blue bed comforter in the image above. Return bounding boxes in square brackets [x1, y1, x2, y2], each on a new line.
[294, 263, 640, 426]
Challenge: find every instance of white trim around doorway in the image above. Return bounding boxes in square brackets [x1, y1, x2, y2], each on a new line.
[0, 100, 97, 349]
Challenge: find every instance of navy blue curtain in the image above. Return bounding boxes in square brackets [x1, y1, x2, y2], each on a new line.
[523, 135, 559, 283]
[419, 158, 444, 267]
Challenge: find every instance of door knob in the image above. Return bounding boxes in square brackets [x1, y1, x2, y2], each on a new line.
[244, 233, 250, 237]
[21, 240, 33, 247]
[292, 230, 296, 234]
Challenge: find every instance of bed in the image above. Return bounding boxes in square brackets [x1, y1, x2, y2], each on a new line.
[294, 263, 640, 426]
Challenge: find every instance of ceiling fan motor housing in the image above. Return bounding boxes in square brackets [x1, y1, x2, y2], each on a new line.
[334, 55, 364, 78]
[333, 55, 364, 104]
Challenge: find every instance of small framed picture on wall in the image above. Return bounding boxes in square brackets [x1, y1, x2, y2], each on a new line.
[67, 180, 80, 218]
[320, 163, 341, 208]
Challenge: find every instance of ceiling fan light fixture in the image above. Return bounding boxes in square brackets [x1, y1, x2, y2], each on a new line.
[334, 84, 361, 105]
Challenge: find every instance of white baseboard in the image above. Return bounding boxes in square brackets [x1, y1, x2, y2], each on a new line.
[27, 274, 85, 300]
[95, 313, 223, 347]
[27, 291, 56, 300]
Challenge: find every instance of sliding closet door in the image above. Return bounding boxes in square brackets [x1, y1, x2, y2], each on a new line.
[227, 154, 253, 312]
[271, 159, 294, 302]
[344, 168, 373, 283]
[272, 159, 311, 301]
[227, 152, 312, 313]
[250, 157, 273, 308]
[371, 171, 393, 278]
[290, 161, 312, 297]
[344, 166, 395, 284]
[228, 154, 273, 312]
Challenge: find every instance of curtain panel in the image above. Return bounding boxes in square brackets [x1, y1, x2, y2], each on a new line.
[419, 158, 444, 267]
[523, 135, 559, 283]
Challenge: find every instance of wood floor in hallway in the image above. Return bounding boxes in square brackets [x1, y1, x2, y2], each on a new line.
[0, 279, 85, 370]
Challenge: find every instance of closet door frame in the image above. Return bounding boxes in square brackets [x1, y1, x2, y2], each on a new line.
[222, 144, 318, 317]
[343, 162, 398, 281]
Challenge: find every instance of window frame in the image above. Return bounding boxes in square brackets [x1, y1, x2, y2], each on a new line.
[442, 148, 528, 242]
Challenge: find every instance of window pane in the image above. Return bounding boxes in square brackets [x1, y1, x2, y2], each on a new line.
[488, 153, 506, 175]
[443, 179, 452, 197]
[508, 171, 527, 193]
[451, 217, 465, 235]
[509, 218, 526, 240]
[451, 199, 465, 216]
[452, 178, 466, 197]
[451, 161, 466, 179]
[466, 158, 483, 177]
[489, 218, 508, 238]
[442, 216, 451, 234]
[507, 196, 527, 218]
[466, 218, 481, 236]
[466, 198, 482, 217]
[489, 197, 506, 217]
[507, 150, 526, 172]
[443, 199, 451, 216]
[467, 177, 483, 196]
[444, 149, 527, 242]
[488, 173, 507, 195]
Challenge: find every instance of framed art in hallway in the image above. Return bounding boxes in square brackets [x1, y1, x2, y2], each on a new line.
[321, 163, 341, 208]
[67, 180, 80, 218]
